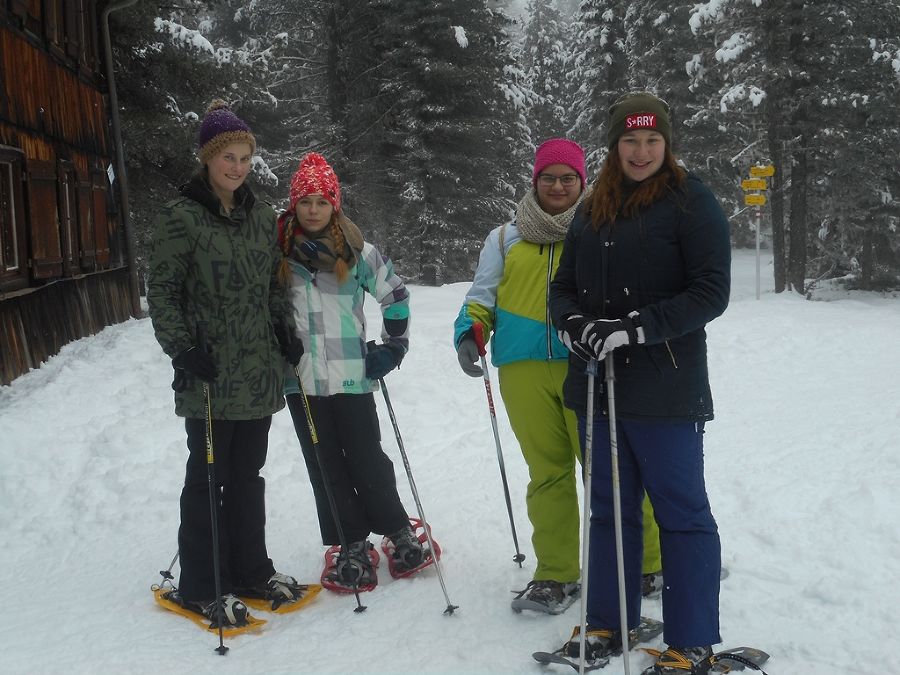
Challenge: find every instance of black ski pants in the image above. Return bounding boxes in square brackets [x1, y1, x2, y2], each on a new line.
[286, 392, 409, 545]
[178, 416, 276, 601]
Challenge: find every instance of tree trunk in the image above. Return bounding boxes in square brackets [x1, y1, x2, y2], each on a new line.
[768, 126, 786, 292]
[859, 230, 874, 289]
[788, 145, 808, 295]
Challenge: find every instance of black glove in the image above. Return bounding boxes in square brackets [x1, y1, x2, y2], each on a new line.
[365, 340, 406, 380]
[172, 345, 218, 382]
[456, 333, 483, 377]
[274, 323, 304, 367]
[559, 313, 640, 361]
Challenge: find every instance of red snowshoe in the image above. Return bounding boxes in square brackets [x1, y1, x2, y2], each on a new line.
[321, 540, 380, 593]
[380, 517, 441, 580]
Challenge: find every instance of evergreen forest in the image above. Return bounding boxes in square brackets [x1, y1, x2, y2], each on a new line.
[110, 0, 900, 293]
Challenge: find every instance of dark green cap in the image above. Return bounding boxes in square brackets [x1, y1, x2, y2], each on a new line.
[607, 92, 672, 149]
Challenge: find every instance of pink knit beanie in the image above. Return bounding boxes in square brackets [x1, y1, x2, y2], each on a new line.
[532, 138, 587, 188]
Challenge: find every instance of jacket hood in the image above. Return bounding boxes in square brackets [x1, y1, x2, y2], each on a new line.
[179, 171, 256, 216]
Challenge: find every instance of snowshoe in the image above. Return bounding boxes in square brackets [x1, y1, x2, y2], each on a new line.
[236, 572, 323, 614]
[511, 579, 580, 614]
[153, 587, 265, 637]
[640, 646, 770, 674]
[641, 646, 714, 674]
[563, 625, 623, 661]
[321, 540, 380, 593]
[532, 616, 664, 671]
[380, 517, 441, 579]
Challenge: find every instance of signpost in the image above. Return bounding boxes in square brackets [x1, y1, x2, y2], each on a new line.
[744, 194, 767, 206]
[742, 166, 776, 299]
[741, 179, 767, 191]
[750, 165, 775, 177]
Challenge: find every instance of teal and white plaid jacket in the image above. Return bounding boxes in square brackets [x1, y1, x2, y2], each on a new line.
[284, 241, 410, 396]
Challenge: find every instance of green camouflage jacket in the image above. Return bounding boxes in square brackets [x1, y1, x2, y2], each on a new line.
[148, 175, 293, 419]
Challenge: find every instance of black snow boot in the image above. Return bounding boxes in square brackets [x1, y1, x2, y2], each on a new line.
[388, 525, 424, 569]
[336, 540, 377, 586]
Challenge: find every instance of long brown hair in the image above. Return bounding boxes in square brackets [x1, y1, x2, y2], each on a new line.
[587, 145, 687, 229]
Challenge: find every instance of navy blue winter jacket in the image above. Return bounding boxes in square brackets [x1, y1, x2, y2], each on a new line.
[548, 172, 731, 421]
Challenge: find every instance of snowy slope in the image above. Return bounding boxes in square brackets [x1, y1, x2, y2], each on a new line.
[1, 250, 898, 674]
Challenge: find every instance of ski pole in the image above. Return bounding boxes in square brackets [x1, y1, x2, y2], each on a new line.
[293, 365, 367, 613]
[156, 551, 179, 589]
[198, 321, 228, 656]
[376, 372, 459, 615]
[472, 323, 525, 567]
[577, 358, 599, 675]
[605, 356, 631, 675]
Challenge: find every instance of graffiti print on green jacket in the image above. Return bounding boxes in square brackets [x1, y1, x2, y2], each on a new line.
[148, 178, 293, 420]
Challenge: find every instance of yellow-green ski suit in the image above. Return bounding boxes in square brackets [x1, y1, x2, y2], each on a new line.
[454, 223, 660, 582]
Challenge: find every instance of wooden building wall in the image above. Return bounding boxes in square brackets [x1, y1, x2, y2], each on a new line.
[0, 2, 134, 386]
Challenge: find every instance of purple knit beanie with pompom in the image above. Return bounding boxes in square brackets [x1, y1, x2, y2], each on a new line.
[197, 99, 256, 164]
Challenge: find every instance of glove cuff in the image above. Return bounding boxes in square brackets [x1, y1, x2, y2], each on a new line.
[625, 312, 645, 345]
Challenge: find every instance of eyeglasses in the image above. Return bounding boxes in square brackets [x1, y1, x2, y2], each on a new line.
[537, 173, 579, 187]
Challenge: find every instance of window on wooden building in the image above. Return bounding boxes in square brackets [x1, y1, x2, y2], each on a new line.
[0, 147, 28, 291]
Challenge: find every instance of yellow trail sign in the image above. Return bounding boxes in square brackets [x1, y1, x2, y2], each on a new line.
[745, 194, 767, 206]
[741, 178, 767, 191]
[750, 165, 775, 177]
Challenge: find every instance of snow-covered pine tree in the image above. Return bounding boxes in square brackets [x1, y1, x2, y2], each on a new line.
[799, 1, 900, 291]
[220, 0, 335, 189]
[624, 1, 745, 241]
[109, 1, 274, 283]
[521, 0, 573, 150]
[690, 0, 900, 293]
[371, 0, 521, 283]
[502, 33, 540, 195]
[567, 0, 631, 174]
[688, 0, 804, 292]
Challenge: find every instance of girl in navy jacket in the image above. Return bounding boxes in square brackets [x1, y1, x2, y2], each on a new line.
[549, 92, 730, 675]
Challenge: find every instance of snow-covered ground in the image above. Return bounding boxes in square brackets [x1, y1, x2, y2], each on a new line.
[1, 250, 898, 674]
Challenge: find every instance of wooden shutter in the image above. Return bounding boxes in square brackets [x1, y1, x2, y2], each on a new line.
[10, 0, 29, 22]
[80, 0, 97, 71]
[63, 0, 81, 59]
[26, 159, 62, 279]
[90, 168, 109, 267]
[44, 0, 62, 47]
[76, 168, 95, 270]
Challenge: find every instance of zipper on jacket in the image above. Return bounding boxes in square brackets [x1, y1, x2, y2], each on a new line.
[665, 340, 678, 369]
[545, 242, 555, 359]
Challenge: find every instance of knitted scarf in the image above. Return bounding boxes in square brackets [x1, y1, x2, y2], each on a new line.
[515, 189, 585, 244]
[288, 214, 365, 273]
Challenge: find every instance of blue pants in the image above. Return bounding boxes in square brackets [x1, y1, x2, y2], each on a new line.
[579, 416, 721, 647]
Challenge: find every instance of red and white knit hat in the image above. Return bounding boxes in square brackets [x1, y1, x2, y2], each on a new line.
[289, 152, 341, 212]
